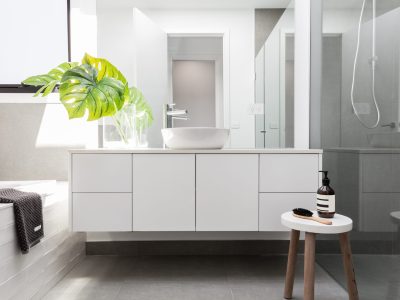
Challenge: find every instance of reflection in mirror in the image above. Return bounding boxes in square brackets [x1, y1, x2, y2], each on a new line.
[169, 36, 223, 128]
[71, 0, 293, 148]
[255, 1, 295, 148]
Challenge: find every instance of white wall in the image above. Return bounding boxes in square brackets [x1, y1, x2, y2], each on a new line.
[71, 0, 98, 62]
[294, 0, 311, 148]
[168, 36, 223, 56]
[0, 99, 98, 181]
[132, 8, 169, 147]
[323, 9, 360, 34]
[97, 7, 134, 83]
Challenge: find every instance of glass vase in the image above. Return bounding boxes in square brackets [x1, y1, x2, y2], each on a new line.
[103, 104, 137, 148]
[135, 113, 149, 148]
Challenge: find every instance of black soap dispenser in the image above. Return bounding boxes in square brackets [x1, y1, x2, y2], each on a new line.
[317, 171, 335, 218]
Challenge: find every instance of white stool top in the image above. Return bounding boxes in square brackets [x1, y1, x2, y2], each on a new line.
[281, 211, 353, 234]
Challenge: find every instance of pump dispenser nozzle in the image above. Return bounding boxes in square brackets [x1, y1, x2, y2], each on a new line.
[319, 170, 330, 186]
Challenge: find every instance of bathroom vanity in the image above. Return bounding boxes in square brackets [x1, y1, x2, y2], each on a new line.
[69, 149, 322, 232]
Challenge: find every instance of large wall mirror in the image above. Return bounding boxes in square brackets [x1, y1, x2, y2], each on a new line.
[70, 0, 295, 148]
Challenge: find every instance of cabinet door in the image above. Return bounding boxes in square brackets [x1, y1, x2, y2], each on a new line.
[132, 154, 195, 231]
[196, 154, 259, 231]
[259, 193, 314, 231]
[259, 154, 319, 192]
[72, 193, 132, 231]
[72, 154, 132, 193]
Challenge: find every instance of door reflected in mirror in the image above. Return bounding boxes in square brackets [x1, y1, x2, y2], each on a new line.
[255, 2, 295, 148]
[169, 36, 223, 128]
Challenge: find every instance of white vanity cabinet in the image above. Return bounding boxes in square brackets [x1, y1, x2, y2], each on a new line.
[72, 193, 132, 231]
[258, 154, 320, 231]
[196, 154, 259, 231]
[259, 154, 319, 193]
[132, 154, 195, 231]
[69, 149, 322, 233]
[71, 154, 133, 231]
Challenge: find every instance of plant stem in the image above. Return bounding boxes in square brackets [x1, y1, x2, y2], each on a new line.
[112, 115, 129, 144]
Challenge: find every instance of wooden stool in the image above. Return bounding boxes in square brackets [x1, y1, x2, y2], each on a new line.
[281, 211, 358, 300]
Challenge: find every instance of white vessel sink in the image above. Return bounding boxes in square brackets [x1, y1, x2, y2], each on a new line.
[161, 127, 230, 149]
[367, 132, 400, 148]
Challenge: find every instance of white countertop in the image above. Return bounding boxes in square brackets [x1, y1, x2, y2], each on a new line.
[69, 148, 323, 154]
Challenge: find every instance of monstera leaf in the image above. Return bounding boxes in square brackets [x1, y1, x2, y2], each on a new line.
[127, 86, 153, 127]
[82, 53, 127, 84]
[59, 64, 127, 121]
[22, 62, 79, 97]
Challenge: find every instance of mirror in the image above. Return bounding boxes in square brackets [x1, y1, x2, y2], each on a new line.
[70, 0, 294, 148]
[255, 1, 295, 148]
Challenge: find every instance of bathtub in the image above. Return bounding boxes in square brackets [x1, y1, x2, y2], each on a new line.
[0, 180, 57, 206]
[0, 180, 85, 300]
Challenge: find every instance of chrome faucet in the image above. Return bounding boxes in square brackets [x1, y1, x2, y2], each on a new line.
[163, 103, 189, 128]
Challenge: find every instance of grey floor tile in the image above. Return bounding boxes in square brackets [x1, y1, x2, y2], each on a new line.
[116, 281, 232, 300]
[317, 254, 400, 300]
[44, 255, 349, 300]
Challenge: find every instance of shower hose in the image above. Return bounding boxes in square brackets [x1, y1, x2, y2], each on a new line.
[351, 0, 381, 129]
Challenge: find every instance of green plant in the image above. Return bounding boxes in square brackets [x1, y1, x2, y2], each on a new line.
[60, 64, 126, 121]
[127, 86, 153, 127]
[22, 62, 79, 97]
[22, 53, 153, 143]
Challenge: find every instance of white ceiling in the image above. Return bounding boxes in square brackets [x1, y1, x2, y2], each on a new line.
[97, 0, 292, 9]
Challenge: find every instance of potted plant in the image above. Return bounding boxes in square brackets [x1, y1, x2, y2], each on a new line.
[22, 53, 152, 147]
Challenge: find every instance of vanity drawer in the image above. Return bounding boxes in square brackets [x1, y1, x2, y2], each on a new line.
[71, 154, 132, 192]
[259, 193, 315, 231]
[72, 193, 132, 231]
[259, 154, 319, 192]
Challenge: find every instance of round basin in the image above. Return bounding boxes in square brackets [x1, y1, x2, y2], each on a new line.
[161, 127, 230, 149]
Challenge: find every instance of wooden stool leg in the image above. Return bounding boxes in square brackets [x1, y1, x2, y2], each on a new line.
[284, 230, 300, 299]
[304, 232, 316, 300]
[339, 233, 359, 300]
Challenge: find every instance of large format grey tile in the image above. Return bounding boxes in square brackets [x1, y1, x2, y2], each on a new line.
[318, 254, 400, 300]
[116, 281, 232, 300]
[44, 255, 348, 300]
